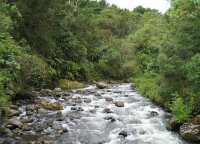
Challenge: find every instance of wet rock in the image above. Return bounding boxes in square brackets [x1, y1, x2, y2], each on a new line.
[5, 124, 16, 130]
[131, 83, 135, 88]
[52, 124, 62, 130]
[27, 141, 36, 144]
[22, 125, 32, 131]
[180, 123, 200, 142]
[71, 97, 82, 103]
[115, 101, 124, 107]
[26, 111, 34, 116]
[104, 117, 116, 122]
[72, 103, 76, 106]
[58, 130, 63, 134]
[8, 119, 23, 128]
[119, 131, 128, 138]
[57, 111, 62, 115]
[102, 108, 112, 113]
[84, 98, 92, 103]
[94, 105, 99, 108]
[3, 128, 13, 136]
[26, 105, 35, 111]
[192, 115, 200, 125]
[77, 107, 84, 112]
[94, 93, 101, 96]
[35, 99, 63, 111]
[164, 112, 173, 120]
[41, 89, 52, 93]
[149, 111, 159, 117]
[105, 96, 113, 101]
[166, 117, 181, 131]
[90, 110, 96, 114]
[96, 83, 108, 89]
[0, 138, 5, 144]
[21, 118, 34, 123]
[23, 131, 36, 136]
[71, 107, 77, 111]
[53, 88, 62, 92]
[8, 109, 21, 117]
[43, 141, 51, 144]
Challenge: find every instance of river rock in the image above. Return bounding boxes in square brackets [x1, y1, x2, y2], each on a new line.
[35, 99, 63, 111]
[43, 141, 51, 144]
[94, 93, 101, 96]
[102, 108, 112, 113]
[53, 88, 62, 92]
[180, 123, 200, 142]
[8, 109, 21, 117]
[166, 117, 181, 131]
[52, 124, 62, 130]
[57, 111, 62, 115]
[71, 97, 82, 103]
[58, 130, 63, 134]
[105, 96, 113, 101]
[0, 138, 5, 144]
[77, 107, 84, 111]
[41, 89, 52, 93]
[21, 118, 34, 123]
[104, 117, 116, 122]
[149, 111, 159, 117]
[8, 119, 23, 128]
[115, 101, 124, 107]
[26, 105, 35, 112]
[96, 83, 108, 89]
[3, 128, 14, 136]
[71, 107, 77, 111]
[84, 98, 92, 103]
[119, 131, 128, 138]
[192, 115, 200, 125]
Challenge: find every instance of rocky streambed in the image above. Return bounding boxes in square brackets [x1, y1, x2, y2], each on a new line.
[0, 83, 196, 144]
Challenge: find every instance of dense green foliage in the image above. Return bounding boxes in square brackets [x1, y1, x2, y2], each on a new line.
[0, 0, 200, 121]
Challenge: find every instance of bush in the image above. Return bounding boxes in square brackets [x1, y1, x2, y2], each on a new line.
[135, 71, 162, 104]
[18, 54, 55, 90]
[171, 97, 193, 123]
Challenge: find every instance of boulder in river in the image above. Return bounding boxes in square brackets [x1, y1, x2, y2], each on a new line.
[149, 111, 159, 118]
[105, 96, 113, 101]
[102, 108, 112, 113]
[94, 93, 101, 96]
[8, 119, 23, 128]
[3, 128, 14, 136]
[180, 123, 200, 142]
[0, 138, 5, 144]
[192, 115, 200, 125]
[166, 117, 181, 131]
[84, 98, 92, 103]
[96, 83, 108, 89]
[53, 88, 62, 92]
[119, 131, 128, 138]
[115, 101, 124, 107]
[8, 109, 21, 117]
[41, 89, 52, 93]
[35, 99, 63, 110]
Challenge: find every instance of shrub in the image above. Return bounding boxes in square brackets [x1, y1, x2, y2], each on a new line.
[171, 97, 193, 123]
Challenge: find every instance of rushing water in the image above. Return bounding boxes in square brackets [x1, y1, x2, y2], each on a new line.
[53, 83, 189, 144]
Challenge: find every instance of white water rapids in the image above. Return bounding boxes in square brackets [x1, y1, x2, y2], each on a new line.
[56, 83, 189, 144]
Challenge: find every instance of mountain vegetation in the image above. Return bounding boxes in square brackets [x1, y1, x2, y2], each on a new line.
[0, 0, 200, 122]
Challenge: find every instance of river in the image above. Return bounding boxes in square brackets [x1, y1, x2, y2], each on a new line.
[55, 83, 188, 144]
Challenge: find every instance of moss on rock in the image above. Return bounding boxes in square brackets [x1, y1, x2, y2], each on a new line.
[57, 79, 84, 90]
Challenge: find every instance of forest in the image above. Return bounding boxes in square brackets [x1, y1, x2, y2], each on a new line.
[0, 0, 200, 124]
